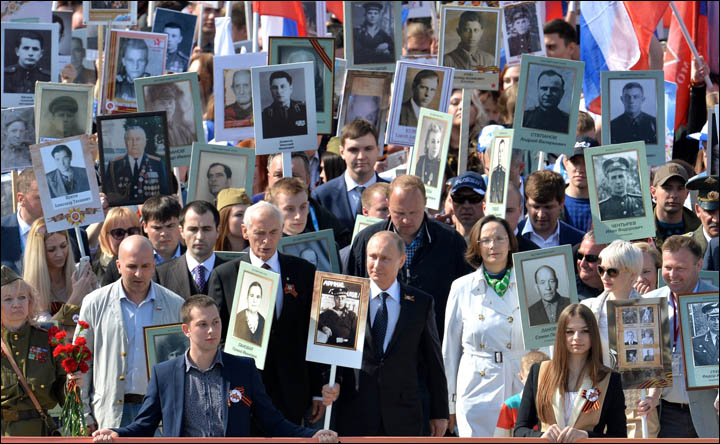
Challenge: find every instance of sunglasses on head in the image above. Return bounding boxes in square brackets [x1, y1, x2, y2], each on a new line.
[576, 252, 599, 263]
[597, 266, 620, 278]
[109, 227, 141, 240]
[451, 194, 484, 205]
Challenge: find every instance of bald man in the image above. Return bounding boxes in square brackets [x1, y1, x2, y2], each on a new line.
[76, 235, 184, 430]
[527, 265, 571, 326]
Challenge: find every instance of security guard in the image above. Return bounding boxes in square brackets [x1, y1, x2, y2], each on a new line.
[261, 71, 307, 138]
[317, 287, 357, 348]
[610, 82, 657, 144]
[4, 31, 51, 94]
[353, 2, 395, 64]
[684, 174, 719, 256]
[46, 96, 82, 139]
[691, 302, 719, 366]
[598, 157, 644, 220]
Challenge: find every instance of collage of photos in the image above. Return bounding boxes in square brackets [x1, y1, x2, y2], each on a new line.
[616, 305, 660, 369]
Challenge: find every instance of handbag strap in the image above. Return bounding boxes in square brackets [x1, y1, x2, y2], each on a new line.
[1, 337, 49, 419]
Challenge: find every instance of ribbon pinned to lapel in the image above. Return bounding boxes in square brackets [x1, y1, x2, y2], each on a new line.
[228, 386, 252, 408]
[580, 388, 601, 413]
[403, 294, 415, 302]
[284, 283, 298, 297]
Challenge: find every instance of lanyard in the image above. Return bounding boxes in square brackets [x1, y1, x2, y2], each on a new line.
[669, 292, 680, 347]
[308, 205, 319, 232]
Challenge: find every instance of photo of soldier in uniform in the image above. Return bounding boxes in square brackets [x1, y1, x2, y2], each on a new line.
[489, 138, 508, 204]
[69, 36, 96, 85]
[442, 9, 497, 70]
[260, 69, 308, 139]
[504, 3, 541, 58]
[351, 2, 395, 65]
[691, 302, 719, 367]
[414, 121, 445, 189]
[278, 45, 327, 113]
[3, 29, 52, 94]
[317, 286, 359, 349]
[38, 94, 86, 140]
[594, 153, 645, 221]
[152, 8, 197, 74]
[522, 65, 573, 134]
[622, 307, 638, 325]
[44, 144, 91, 199]
[609, 79, 657, 145]
[234, 281, 266, 346]
[399, 69, 440, 127]
[346, 94, 381, 129]
[142, 81, 197, 147]
[224, 69, 252, 128]
[526, 264, 572, 326]
[115, 38, 153, 101]
[154, 332, 189, 362]
[1, 107, 34, 172]
[642, 348, 655, 362]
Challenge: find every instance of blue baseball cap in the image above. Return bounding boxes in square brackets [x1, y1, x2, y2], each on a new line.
[477, 125, 506, 152]
[451, 171, 486, 196]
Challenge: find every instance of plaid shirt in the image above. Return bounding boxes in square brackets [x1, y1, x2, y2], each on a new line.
[403, 223, 427, 268]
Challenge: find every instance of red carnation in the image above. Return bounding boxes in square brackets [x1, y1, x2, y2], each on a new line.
[62, 357, 78, 373]
[78, 321, 89, 329]
[78, 361, 89, 373]
[55, 331, 67, 341]
[48, 326, 60, 341]
[53, 346, 63, 358]
[75, 337, 87, 347]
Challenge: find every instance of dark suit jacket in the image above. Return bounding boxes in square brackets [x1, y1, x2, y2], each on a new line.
[155, 254, 227, 300]
[517, 219, 585, 248]
[399, 99, 418, 127]
[335, 282, 449, 436]
[207, 252, 322, 425]
[703, 237, 719, 271]
[527, 295, 571, 326]
[311, 173, 388, 234]
[517, 235, 540, 252]
[233, 309, 265, 346]
[113, 352, 314, 438]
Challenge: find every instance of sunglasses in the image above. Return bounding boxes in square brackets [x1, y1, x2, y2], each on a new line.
[451, 194, 484, 205]
[597, 266, 620, 278]
[109, 227, 141, 240]
[576, 252, 600, 263]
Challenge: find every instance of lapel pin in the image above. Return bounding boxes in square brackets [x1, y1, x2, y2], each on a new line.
[403, 294, 414, 302]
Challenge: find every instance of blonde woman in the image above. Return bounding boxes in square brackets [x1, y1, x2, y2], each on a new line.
[95, 207, 141, 279]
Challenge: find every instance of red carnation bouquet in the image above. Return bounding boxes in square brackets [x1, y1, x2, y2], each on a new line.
[48, 321, 92, 436]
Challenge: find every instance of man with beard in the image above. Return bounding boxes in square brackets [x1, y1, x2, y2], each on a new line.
[4, 31, 50, 93]
[318, 287, 358, 348]
[224, 70, 252, 127]
[443, 11, 495, 69]
[45, 95, 83, 139]
[353, 2, 394, 65]
[2, 117, 32, 170]
[610, 82, 657, 145]
[527, 265, 571, 326]
[598, 157, 644, 221]
[399, 70, 439, 127]
[115, 39, 151, 101]
[206, 163, 232, 199]
[522, 69, 569, 133]
[651, 163, 700, 249]
[162, 22, 189, 73]
[414, 122, 443, 188]
[684, 174, 719, 257]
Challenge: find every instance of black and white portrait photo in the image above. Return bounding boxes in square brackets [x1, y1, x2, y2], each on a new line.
[624, 329, 638, 345]
[399, 69, 440, 127]
[346, 94, 381, 129]
[115, 38, 154, 101]
[522, 65, 574, 134]
[280, 238, 333, 273]
[489, 137, 509, 204]
[259, 69, 308, 139]
[224, 69, 253, 128]
[317, 285, 360, 349]
[414, 119, 446, 189]
[350, 2, 395, 65]
[641, 328, 655, 345]
[503, 3, 542, 59]
[519, 254, 572, 327]
[640, 306, 654, 323]
[642, 348, 655, 362]
[42, 143, 91, 199]
[37, 89, 91, 141]
[85, 1, 135, 25]
[154, 332, 189, 362]
[189, 147, 252, 203]
[626, 349, 639, 363]
[593, 151, 645, 221]
[622, 307, 639, 325]
[69, 31, 97, 85]
[2, 26, 54, 94]
[152, 8, 197, 73]
[1, 106, 34, 172]
[277, 45, 327, 113]
[442, 8, 498, 70]
[234, 281, 266, 346]
[141, 81, 198, 147]
[53, 11, 72, 56]
[609, 78, 658, 145]
[691, 302, 719, 367]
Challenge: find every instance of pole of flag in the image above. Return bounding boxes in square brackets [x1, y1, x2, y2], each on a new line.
[669, 1, 712, 88]
[252, 11, 259, 52]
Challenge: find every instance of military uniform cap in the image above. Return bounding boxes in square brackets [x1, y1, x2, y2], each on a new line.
[217, 188, 251, 211]
[363, 2, 383, 11]
[510, 6, 529, 20]
[602, 157, 629, 175]
[686, 174, 719, 211]
[49, 96, 78, 114]
[1, 265, 21, 287]
[701, 302, 719, 315]
[328, 287, 348, 297]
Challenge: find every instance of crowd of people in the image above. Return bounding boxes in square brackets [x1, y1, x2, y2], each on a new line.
[1, 1, 719, 442]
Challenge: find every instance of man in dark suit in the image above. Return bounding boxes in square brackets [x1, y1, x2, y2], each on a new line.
[527, 265, 571, 326]
[610, 82, 657, 145]
[46, 144, 90, 198]
[207, 201, 326, 426]
[692, 302, 718, 366]
[156, 201, 226, 299]
[261, 70, 307, 138]
[522, 69, 570, 133]
[312, 119, 388, 234]
[334, 231, 448, 436]
[91, 295, 338, 440]
[399, 70, 439, 127]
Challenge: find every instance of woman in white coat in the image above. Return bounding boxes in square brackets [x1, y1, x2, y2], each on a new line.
[443, 215, 525, 437]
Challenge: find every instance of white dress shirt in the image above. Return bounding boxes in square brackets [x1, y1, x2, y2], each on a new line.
[344, 171, 378, 214]
[119, 283, 156, 395]
[186, 252, 217, 277]
[17, 212, 31, 251]
[521, 218, 561, 249]
[369, 279, 401, 352]
[249, 250, 283, 317]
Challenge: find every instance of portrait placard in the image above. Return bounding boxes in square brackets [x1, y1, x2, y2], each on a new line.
[677, 292, 719, 390]
[277, 229, 340, 274]
[336, 70, 393, 144]
[601, 71, 665, 166]
[35, 82, 93, 143]
[408, 108, 453, 210]
[512, 55, 584, 156]
[186, 143, 256, 204]
[224, 261, 280, 370]
[0, 173, 13, 217]
[143, 323, 188, 379]
[306, 271, 370, 369]
[708, 107, 719, 176]
[658, 270, 719, 289]
[333, 58, 347, 119]
[386, 62, 455, 147]
[583, 142, 655, 244]
[269, 37, 335, 135]
[97, 111, 172, 207]
[53, 10, 72, 57]
[134, 72, 203, 167]
[214, 251, 245, 262]
[438, 5, 501, 90]
[301, 1, 327, 37]
[29, 134, 104, 233]
[513, 245, 578, 349]
[484, 129, 514, 219]
[1, 22, 59, 108]
[68, 28, 97, 86]
[251, 62, 317, 155]
[100, 29, 167, 115]
[1, 106, 35, 172]
[152, 8, 197, 73]
[1, 1, 52, 23]
[83, 1, 137, 25]
[352, 215, 384, 244]
[343, 1, 402, 72]
[501, 2, 546, 66]
[213, 52, 267, 143]
[607, 297, 672, 389]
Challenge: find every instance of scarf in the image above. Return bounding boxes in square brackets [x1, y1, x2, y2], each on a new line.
[484, 268, 511, 297]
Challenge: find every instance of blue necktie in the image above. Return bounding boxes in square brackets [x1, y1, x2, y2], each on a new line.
[192, 265, 207, 293]
[372, 292, 389, 354]
[355, 186, 366, 215]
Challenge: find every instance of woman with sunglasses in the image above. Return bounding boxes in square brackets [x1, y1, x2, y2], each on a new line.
[632, 242, 662, 295]
[580, 240, 656, 437]
[95, 207, 141, 280]
[443, 215, 534, 436]
[514, 304, 627, 440]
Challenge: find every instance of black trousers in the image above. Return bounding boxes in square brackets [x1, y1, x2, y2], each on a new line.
[658, 399, 698, 438]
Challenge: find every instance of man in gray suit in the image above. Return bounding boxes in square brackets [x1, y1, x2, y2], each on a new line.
[46, 144, 90, 198]
[527, 265, 571, 326]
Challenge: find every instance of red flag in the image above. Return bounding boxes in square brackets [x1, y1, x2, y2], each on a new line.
[327, 1, 343, 23]
[545, 1, 565, 22]
[624, 1, 669, 70]
[252, 1, 307, 36]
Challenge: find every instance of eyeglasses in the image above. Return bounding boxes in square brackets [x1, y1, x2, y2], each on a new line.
[478, 236, 509, 246]
[452, 194, 484, 205]
[109, 227, 141, 240]
[597, 266, 621, 278]
[576, 252, 600, 263]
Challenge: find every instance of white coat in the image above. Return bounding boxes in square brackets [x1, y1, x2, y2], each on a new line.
[442, 266, 527, 437]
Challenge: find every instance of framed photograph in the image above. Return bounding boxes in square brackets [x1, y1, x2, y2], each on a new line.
[224, 261, 280, 370]
[269, 37, 335, 135]
[251, 62, 317, 155]
[343, 1, 402, 72]
[277, 229, 340, 274]
[29, 135, 104, 234]
[134, 73, 203, 168]
[213, 52, 267, 143]
[186, 143, 256, 203]
[143, 323, 189, 379]
[583, 142, 655, 244]
[408, 108, 453, 210]
[301, 1, 328, 38]
[607, 297, 672, 389]
[333, 58, 347, 119]
[512, 55, 584, 156]
[68, 28, 97, 86]
[1, 106, 35, 172]
[484, 128, 514, 219]
[34, 82, 93, 142]
[83, 0, 136, 26]
[1, 1, 52, 23]
[214, 251, 245, 262]
[658, 271, 720, 292]
[513, 245, 579, 349]
[438, 5, 501, 90]
[601, 71, 665, 166]
[1, 173, 14, 217]
[97, 111, 172, 207]
[52, 10, 72, 57]
[501, 1, 546, 66]
[678, 292, 719, 390]
[100, 29, 167, 114]
[352, 215, 383, 244]
[152, 8, 197, 73]
[386, 61, 454, 147]
[708, 106, 719, 176]
[336, 69, 392, 143]
[1, 22, 59, 108]
[306, 271, 370, 369]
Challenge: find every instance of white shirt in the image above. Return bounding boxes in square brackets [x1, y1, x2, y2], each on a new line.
[521, 218, 561, 249]
[185, 252, 217, 277]
[249, 250, 283, 317]
[17, 212, 31, 251]
[702, 227, 712, 244]
[369, 279, 401, 352]
[119, 283, 156, 395]
[344, 171, 377, 213]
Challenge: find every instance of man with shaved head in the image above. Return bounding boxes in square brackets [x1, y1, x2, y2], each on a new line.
[75, 235, 185, 431]
[527, 265, 571, 326]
